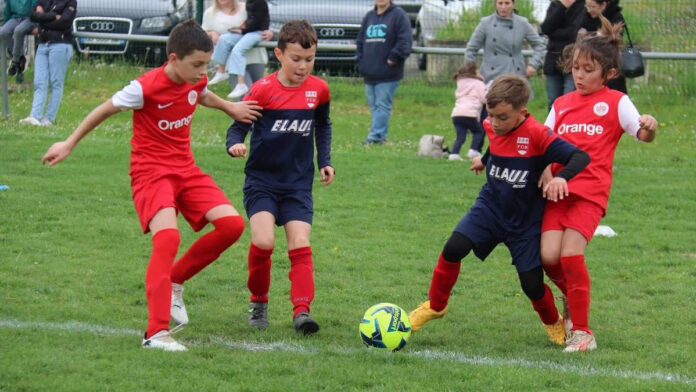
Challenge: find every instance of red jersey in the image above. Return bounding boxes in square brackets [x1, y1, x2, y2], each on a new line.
[545, 87, 642, 212]
[112, 64, 208, 175]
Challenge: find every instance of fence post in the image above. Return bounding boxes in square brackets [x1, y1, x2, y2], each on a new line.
[196, 0, 204, 25]
[1, 40, 8, 118]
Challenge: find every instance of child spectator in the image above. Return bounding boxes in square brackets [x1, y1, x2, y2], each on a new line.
[408, 75, 590, 347]
[226, 19, 334, 335]
[208, 0, 270, 99]
[449, 62, 486, 161]
[41, 20, 262, 351]
[1, 0, 36, 77]
[540, 16, 657, 352]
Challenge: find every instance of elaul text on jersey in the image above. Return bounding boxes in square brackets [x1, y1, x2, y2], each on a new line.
[270, 119, 313, 136]
[489, 163, 530, 189]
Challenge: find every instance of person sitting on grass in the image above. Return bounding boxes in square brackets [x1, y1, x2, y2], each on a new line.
[41, 19, 262, 352]
[408, 74, 590, 347]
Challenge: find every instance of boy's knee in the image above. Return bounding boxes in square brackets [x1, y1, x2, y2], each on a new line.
[519, 267, 545, 300]
[442, 232, 473, 262]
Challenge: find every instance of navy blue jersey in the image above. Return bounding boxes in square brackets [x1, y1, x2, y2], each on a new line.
[478, 115, 578, 235]
[227, 72, 332, 191]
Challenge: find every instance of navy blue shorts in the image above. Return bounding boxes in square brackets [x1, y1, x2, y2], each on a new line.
[243, 186, 313, 226]
[453, 198, 541, 273]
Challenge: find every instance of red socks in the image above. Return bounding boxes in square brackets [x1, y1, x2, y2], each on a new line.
[289, 247, 314, 317]
[561, 254, 591, 332]
[428, 252, 461, 312]
[171, 215, 245, 284]
[247, 243, 273, 302]
[530, 284, 560, 325]
[146, 229, 180, 338]
[543, 261, 568, 296]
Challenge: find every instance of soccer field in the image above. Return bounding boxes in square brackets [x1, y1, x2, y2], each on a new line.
[1, 62, 695, 391]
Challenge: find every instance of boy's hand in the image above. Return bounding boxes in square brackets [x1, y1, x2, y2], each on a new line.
[320, 166, 335, 186]
[543, 177, 569, 202]
[470, 156, 485, 175]
[226, 100, 262, 123]
[228, 143, 247, 158]
[42, 141, 74, 166]
[537, 165, 553, 189]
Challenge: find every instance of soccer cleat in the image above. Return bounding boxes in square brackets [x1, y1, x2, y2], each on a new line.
[248, 301, 269, 330]
[19, 116, 42, 126]
[448, 153, 464, 161]
[293, 311, 320, 335]
[142, 330, 187, 352]
[564, 330, 597, 353]
[170, 283, 188, 325]
[39, 118, 54, 127]
[207, 71, 229, 85]
[227, 83, 249, 99]
[543, 314, 567, 345]
[408, 301, 448, 332]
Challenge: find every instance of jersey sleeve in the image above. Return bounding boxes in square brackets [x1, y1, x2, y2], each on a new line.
[618, 95, 642, 140]
[544, 106, 557, 130]
[315, 83, 332, 168]
[226, 80, 264, 152]
[111, 80, 144, 111]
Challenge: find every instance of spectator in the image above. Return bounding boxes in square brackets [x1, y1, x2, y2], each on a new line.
[449, 62, 486, 161]
[541, 0, 586, 111]
[1, 0, 36, 77]
[202, 0, 272, 97]
[579, 0, 627, 93]
[19, 0, 76, 126]
[356, 0, 412, 145]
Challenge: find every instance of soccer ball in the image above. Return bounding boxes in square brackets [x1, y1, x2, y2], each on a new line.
[359, 303, 412, 352]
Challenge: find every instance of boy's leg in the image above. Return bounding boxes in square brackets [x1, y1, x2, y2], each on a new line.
[44, 43, 73, 123]
[518, 266, 565, 345]
[285, 220, 320, 334]
[246, 211, 276, 329]
[146, 208, 179, 338]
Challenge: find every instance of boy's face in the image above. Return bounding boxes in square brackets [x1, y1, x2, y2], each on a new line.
[274, 42, 316, 87]
[572, 50, 616, 96]
[486, 102, 527, 136]
[169, 49, 212, 85]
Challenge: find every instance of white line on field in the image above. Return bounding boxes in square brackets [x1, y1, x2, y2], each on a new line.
[2, 319, 693, 385]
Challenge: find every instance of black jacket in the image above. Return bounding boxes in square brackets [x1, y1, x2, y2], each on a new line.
[580, 0, 625, 32]
[242, 0, 269, 34]
[540, 0, 585, 75]
[30, 0, 76, 44]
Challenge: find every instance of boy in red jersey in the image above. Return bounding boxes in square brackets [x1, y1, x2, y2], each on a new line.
[227, 20, 334, 335]
[41, 20, 262, 351]
[540, 16, 658, 352]
[409, 75, 590, 346]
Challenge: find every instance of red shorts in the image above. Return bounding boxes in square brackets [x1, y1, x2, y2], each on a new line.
[541, 193, 605, 242]
[131, 165, 231, 233]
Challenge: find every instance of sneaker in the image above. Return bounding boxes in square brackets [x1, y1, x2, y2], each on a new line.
[207, 71, 229, 85]
[19, 116, 41, 126]
[543, 314, 567, 345]
[248, 301, 268, 330]
[359, 139, 384, 146]
[448, 153, 464, 161]
[170, 283, 188, 325]
[465, 149, 482, 160]
[408, 301, 448, 332]
[559, 295, 573, 336]
[293, 311, 320, 335]
[141, 330, 187, 352]
[7, 60, 19, 76]
[564, 329, 597, 352]
[227, 83, 249, 99]
[39, 118, 54, 127]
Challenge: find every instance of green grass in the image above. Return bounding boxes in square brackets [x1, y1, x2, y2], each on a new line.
[1, 61, 695, 391]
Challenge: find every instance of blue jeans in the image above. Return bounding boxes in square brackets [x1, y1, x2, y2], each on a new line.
[31, 43, 73, 122]
[365, 80, 400, 143]
[0, 17, 35, 62]
[211, 31, 262, 77]
[545, 73, 575, 111]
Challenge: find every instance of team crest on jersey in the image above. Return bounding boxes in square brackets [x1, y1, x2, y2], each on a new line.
[517, 136, 530, 155]
[594, 102, 609, 116]
[305, 90, 318, 108]
[188, 90, 198, 105]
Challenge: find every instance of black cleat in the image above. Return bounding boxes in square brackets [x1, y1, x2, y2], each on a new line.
[293, 311, 319, 335]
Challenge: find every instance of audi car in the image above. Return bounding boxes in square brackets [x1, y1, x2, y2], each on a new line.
[72, 0, 194, 65]
[267, 0, 421, 73]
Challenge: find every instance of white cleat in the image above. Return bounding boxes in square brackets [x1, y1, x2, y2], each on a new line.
[170, 283, 189, 325]
[227, 83, 249, 99]
[142, 330, 187, 352]
[208, 71, 229, 85]
[564, 329, 597, 353]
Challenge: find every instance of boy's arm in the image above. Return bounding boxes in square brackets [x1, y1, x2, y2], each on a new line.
[541, 138, 591, 201]
[198, 90, 262, 124]
[42, 100, 121, 166]
[314, 100, 334, 186]
[226, 121, 252, 158]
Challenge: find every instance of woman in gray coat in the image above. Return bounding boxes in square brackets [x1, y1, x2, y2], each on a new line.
[464, 0, 546, 85]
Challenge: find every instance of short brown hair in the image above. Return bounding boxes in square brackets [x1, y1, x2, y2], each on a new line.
[485, 74, 530, 109]
[277, 19, 317, 51]
[167, 19, 213, 58]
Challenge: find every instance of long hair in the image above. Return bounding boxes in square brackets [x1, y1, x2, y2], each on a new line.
[213, 0, 238, 15]
[452, 62, 483, 81]
[562, 15, 624, 79]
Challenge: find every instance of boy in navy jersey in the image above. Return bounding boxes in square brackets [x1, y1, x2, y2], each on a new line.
[409, 75, 590, 346]
[42, 20, 262, 351]
[227, 20, 334, 335]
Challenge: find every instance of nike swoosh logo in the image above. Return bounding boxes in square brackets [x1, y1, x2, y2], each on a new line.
[559, 108, 571, 115]
[158, 102, 174, 109]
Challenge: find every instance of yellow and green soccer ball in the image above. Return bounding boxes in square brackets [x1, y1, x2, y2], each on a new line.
[359, 303, 411, 352]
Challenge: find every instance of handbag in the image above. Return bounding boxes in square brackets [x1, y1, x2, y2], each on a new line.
[621, 23, 645, 78]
